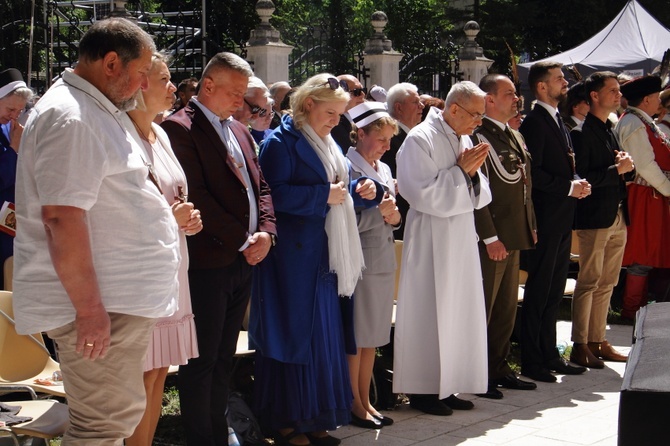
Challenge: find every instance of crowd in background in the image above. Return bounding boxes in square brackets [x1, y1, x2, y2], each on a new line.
[2, 16, 670, 446]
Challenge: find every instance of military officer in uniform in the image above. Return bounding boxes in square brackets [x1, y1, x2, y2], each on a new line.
[473, 74, 538, 398]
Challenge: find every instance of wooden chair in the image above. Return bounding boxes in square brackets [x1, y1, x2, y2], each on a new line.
[0, 291, 65, 399]
[0, 399, 69, 446]
[2, 256, 12, 291]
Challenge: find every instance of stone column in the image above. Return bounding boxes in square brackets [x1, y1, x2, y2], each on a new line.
[109, 1, 131, 18]
[245, 0, 293, 84]
[457, 21, 493, 85]
[362, 11, 404, 89]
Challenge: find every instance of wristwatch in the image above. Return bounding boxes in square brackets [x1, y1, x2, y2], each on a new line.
[270, 234, 277, 247]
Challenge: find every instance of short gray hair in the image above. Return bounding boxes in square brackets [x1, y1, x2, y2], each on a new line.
[246, 76, 270, 99]
[386, 82, 419, 116]
[269, 81, 290, 98]
[201, 52, 253, 81]
[445, 81, 486, 107]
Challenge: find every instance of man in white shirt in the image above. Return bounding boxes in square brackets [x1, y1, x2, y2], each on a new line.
[14, 18, 179, 445]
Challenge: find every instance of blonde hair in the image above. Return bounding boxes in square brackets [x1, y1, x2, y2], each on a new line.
[350, 116, 398, 145]
[290, 73, 350, 130]
[134, 51, 172, 112]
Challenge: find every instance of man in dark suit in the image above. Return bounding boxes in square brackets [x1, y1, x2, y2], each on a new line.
[473, 74, 538, 399]
[330, 74, 366, 151]
[569, 71, 634, 368]
[161, 52, 277, 445]
[382, 82, 424, 239]
[519, 61, 591, 383]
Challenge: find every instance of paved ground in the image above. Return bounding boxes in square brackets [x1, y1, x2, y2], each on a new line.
[331, 321, 633, 445]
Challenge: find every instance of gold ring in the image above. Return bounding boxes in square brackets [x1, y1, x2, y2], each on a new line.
[85, 343, 94, 347]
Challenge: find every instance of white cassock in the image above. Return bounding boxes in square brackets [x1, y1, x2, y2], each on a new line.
[393, 107, 491, 398]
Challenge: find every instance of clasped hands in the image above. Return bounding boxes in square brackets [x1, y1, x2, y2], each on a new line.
[327, 178, 377, 205]
[457, 142, 490, 177]
[379, 192, 401, 226]
[570, 179, 592, 199]
[614, 150, 635, 175]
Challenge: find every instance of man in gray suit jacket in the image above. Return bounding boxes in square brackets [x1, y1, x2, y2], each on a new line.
[473, 74, 538, 399]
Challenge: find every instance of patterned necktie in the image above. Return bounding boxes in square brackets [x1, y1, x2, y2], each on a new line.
[555, 112, 573, 151]
[556, 113, 578, 178]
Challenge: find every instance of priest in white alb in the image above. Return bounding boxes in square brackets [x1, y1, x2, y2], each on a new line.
[393, 81, 492, 416]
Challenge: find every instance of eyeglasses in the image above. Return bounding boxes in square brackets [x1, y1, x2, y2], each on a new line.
[351, 87, 368, 97]
[245, 98, 267, 117]
[454, 102, 485, 121]
[317, 77, 350, 92]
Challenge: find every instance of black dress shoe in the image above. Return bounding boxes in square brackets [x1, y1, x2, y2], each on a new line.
[409, 394, 453, 416]
[491, 373, 537, 390]
[545, 357, 586, 375]
[350, 412, 382, 429]
[305, 432, 341, 446]
[372, 414, 394, 426]
[521, 366, 557, 383]
[476, 384, 503, 400]
[441, 394, 474, 410]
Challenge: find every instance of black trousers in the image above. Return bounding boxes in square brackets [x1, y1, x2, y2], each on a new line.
[520, 230, 572, 369]
[178, 255, 251, 446]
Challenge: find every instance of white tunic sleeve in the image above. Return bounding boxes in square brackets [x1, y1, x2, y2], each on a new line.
[396, 126, 491, 218]
[617, 114, 670, 196]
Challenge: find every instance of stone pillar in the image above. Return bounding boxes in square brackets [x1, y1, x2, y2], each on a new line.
[109, 1, 131, 18]
[245, 0, 293, 84]
[362, 11, 404, 89]
[457, 21, 493, 85]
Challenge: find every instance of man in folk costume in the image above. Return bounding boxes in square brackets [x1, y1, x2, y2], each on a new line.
[615, 75, 670, 319]
[472, 74, 538, 399]
[393, 81, 492, 416]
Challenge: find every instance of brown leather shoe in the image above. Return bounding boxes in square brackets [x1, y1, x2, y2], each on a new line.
[588, 340, 628, 362]
[570, 343, 605, 369]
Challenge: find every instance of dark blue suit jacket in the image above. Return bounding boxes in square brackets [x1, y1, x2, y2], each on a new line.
[520, 104, 577, 235]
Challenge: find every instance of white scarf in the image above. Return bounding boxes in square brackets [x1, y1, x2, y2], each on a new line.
[302, 123, 365, 296]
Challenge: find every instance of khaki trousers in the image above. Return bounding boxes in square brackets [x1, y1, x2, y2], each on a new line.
[48, 313, 155, 445]
[571, 210, 627, 344]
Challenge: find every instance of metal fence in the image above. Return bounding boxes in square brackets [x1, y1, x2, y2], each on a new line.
[0, 2, 458, 98]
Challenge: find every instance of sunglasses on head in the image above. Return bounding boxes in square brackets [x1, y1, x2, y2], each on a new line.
[245, 98, 267, 117]
[351, 87, 368, 97]
[318, 77, 350, 92]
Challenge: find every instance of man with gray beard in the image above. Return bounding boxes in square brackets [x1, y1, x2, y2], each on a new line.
[13, 18, 180, 445]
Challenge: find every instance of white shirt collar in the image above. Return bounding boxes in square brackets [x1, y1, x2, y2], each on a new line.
[535, 100, 560, 119]
[484, 116, 507, 131]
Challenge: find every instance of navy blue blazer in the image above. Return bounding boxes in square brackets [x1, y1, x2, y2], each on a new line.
[520, 104, 577, 235]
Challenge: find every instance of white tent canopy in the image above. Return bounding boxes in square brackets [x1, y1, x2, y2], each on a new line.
[519, 0, 670, 80]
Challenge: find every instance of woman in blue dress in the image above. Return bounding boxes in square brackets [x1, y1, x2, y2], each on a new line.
[251, 73, 381, 446]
